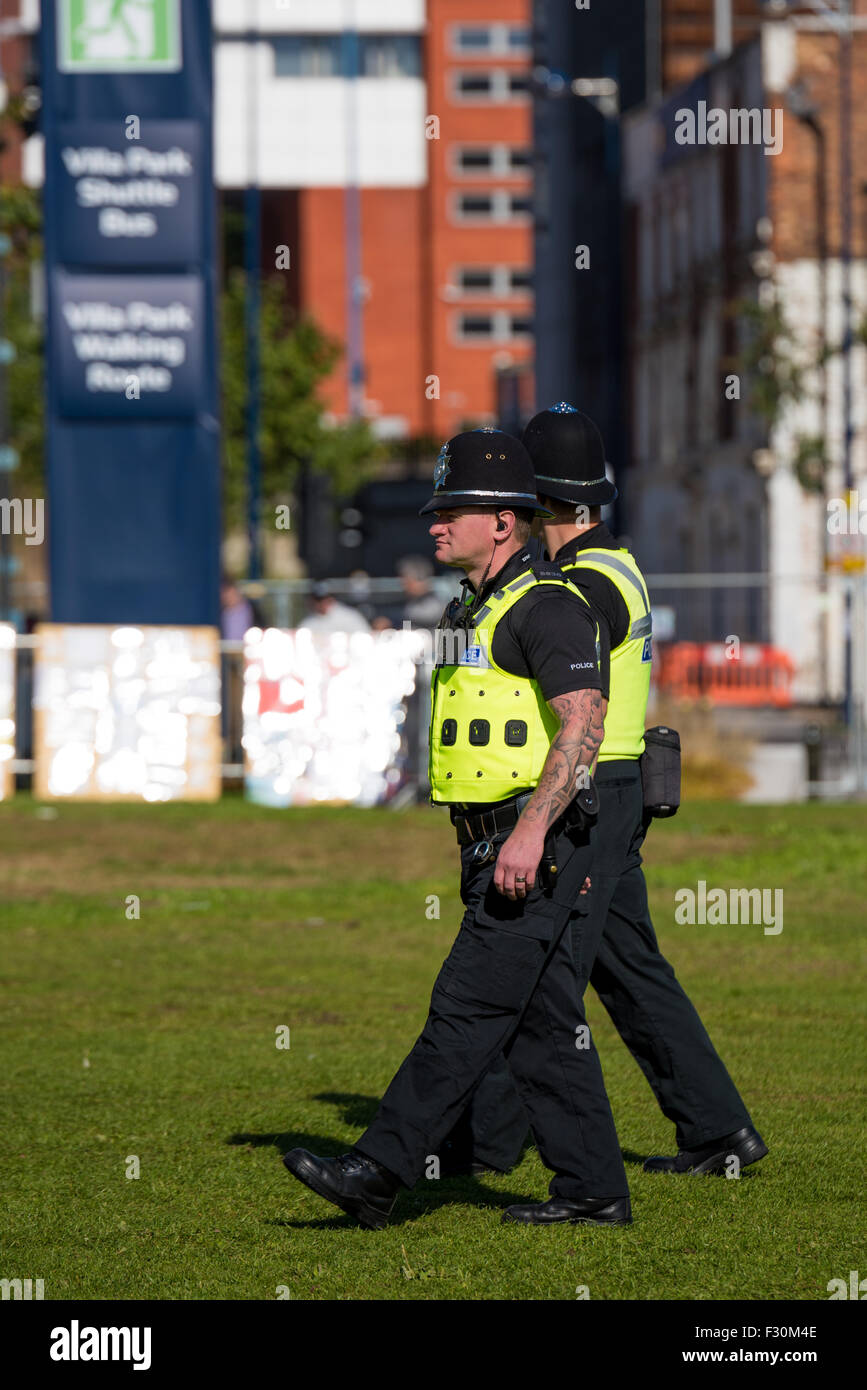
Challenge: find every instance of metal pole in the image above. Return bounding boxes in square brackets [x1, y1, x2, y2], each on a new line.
[839, 1, 854, 731]
[245, 29, 262, 580]
[0, 232, 10, 623]
[645, 0, 662, 102]
[343, 2, 365, 419]
[0, 27, 9, 625]
[714, 0, 733, 58]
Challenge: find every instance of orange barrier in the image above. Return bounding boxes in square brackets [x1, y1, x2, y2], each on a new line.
[656, 642, 795, 707]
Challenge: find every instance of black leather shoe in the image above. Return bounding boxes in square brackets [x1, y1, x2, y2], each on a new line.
[283, 1148, 400, 1229]
[643, 1125, 768, 1176]
[502, 1195, 632, 1226]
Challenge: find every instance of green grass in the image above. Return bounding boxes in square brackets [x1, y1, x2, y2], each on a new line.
[0, 795, 864, 1301]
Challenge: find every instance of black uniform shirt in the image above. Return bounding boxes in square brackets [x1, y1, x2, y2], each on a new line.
[551, 524, 631, 666]
[458, 545, 603, 702]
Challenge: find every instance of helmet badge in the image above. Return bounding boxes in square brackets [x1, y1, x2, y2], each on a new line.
[433, 444, 451, 490]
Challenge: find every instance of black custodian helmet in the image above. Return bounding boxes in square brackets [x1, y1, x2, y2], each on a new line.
[522, 402, 617, 507]
[419, 428, 553, 517]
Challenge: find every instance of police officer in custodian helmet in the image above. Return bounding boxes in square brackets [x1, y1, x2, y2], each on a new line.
[445, 405, 768, 1180]
[283, 428, 632, 1228]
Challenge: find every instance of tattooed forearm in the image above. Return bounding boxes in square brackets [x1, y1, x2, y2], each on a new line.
[518, 688, 605, 836]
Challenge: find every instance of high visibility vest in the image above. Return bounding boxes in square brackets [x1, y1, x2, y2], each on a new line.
[429, 568, 599, 804]
[562, 548, 652, 761]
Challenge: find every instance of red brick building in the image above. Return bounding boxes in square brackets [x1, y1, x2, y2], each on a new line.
[256, 1, 535, 442]
[421, 0, 534, 438]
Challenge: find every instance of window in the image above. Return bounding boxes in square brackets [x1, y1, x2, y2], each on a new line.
[453, 191, 532, 223]
[272, 34, 421, 79]
[458, 268, 496, 293]
[457, 313, 495, 340]
[508, 72, 530, 96]
[454, 310, 534, 343]
[451, 24, 532, 56]
[360, 35, 421, 78]
[457, 193, 495, 219]
[452, 266, 533, 297]
[452, 70, 530, 102]
[455, 70, 494, 97]
[509, 269, 532, 292]
[452, 144, 533, 177]
[272, 35, 341, 78]
[455, 147, 495, 173]
[454, 26, 492, 52]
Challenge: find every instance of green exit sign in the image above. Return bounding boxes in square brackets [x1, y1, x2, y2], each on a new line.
[58, 0, 182, 73]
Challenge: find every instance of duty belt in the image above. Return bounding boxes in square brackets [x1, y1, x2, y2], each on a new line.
[451, 793, 533, 847]
[451, 782, 600, 848]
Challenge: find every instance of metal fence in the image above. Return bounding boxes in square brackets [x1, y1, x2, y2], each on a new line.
[4, 572, 866, 799]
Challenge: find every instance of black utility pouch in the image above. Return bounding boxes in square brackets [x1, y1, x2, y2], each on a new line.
[564, 778, 600, 832]
[640, 726, 681, 818]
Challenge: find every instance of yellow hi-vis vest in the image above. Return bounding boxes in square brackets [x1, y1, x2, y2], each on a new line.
[561, 547, 652, 761]
[428, 569, 599, 804]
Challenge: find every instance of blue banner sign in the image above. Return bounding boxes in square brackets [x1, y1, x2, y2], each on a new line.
[53, 271, 204, 417]
[56, 120, 203, 265]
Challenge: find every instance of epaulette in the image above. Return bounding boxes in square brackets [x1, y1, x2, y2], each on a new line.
[530, 559, 570, 585]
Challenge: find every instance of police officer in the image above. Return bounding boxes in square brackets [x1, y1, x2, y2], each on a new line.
[448, 405, 767, 1178]
[283, 429, 632, 1228]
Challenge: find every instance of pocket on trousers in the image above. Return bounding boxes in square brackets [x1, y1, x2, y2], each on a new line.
[476, 876, 560, 939]
[437, 923, 545, 1013]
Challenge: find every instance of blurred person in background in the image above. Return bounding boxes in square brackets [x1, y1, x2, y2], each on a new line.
[299, 581, 371, 635]
[220, 576, 267, 763]
[397, 555, 444, 629]
[220, 576, 267, 641]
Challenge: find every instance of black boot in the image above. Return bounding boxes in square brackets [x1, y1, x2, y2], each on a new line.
[643, 1124, 768, 1176]
[502, 1195, 632, 1226]
[283, 1149, 400, 1230]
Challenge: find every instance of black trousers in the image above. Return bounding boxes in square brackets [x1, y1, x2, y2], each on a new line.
[447, 762, 753, 1171]
[355, 816, 629, 1201]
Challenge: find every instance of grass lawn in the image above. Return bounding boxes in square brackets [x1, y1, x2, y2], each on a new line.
[1, 795, 864, 1301]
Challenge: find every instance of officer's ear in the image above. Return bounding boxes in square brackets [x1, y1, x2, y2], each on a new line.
[495, 515, 508, 533]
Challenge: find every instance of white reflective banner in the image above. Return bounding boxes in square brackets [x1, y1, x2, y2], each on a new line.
[243, 627, 425, 807]
[0, 624, 15, 801]
[33, 624, 221, 801]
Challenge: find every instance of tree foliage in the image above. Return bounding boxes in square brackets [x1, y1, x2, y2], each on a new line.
[0, 184, 44, 496]
[219, 269, 382, 533]
[733, 292, 836, 495]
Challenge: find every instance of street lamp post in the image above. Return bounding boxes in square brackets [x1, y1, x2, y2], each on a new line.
[244, 29, 262, 582]
[838, 0, 855, 733]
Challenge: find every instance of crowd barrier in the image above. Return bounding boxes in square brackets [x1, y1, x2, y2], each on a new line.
[656, 643, 796, 707]
[0, 623, 430, 805]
